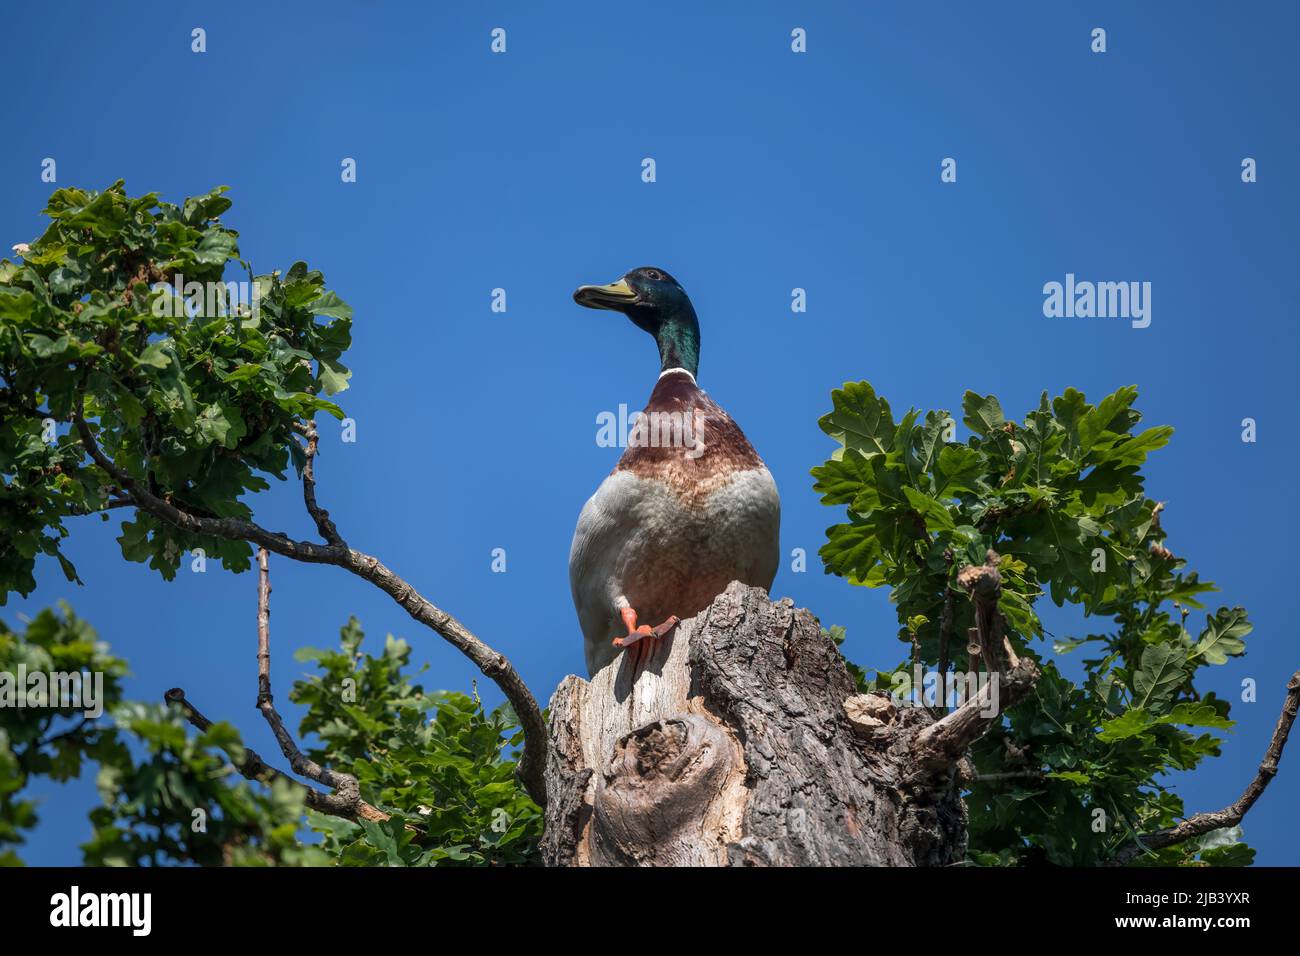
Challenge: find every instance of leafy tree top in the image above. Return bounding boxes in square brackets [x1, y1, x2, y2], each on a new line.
[0, 180, 353, 592]
[814, 382, 1254, 865]
[1, 181, 548, 808]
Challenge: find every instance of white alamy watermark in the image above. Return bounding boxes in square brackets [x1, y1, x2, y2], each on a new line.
[890, 666, 1000, 718]
[596, 405, 706, 459]
[0, 666, 104, 718]
[151, 272, 262, 320]
[50, 886, 151, 936]
[1043, 273, 1151, 328]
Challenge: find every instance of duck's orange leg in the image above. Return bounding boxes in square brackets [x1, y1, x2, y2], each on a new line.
[613, 607, 680, 649]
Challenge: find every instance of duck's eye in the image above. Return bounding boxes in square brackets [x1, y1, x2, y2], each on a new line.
[645, 270, 662, 281]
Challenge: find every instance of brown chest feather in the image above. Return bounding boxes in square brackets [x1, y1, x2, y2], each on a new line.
[614, 373, 764, 509]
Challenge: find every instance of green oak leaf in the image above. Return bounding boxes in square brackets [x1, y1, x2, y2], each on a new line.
[818, 381, 895, 457]
[1192, 607, 1251, 665]
[1132, 644, 1188, 712]
[318, 358, 351, 396]
[1098, 708, 1152, 742]
[961, 391, 1005, 437]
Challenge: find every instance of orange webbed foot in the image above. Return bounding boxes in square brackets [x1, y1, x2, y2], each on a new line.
[613, 609, 681, 648]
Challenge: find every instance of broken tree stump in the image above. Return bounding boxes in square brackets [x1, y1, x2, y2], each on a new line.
[541, 582, 969, 866]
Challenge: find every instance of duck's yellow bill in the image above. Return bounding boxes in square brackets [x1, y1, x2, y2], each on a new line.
[573, 278, 637, 309]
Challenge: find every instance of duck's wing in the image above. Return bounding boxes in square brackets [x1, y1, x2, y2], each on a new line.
[569, 470, 641, 675]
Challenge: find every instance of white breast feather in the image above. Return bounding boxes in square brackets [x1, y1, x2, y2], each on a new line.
[569, 467, 780, 676]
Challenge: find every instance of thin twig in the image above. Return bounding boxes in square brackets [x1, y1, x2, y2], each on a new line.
[35, 716, 92, 749]
[74, 402, 342, 563]
[163, 686, 388, 823]
[257, 547, 272, 706]
[251, 549, 387, 821]
[300, 420, 344, 546]
[1110, 668, 1300, 865]
[933, 586, 955, 719]
[965, 770, 1046, 784]
[67, 495, 133, 516]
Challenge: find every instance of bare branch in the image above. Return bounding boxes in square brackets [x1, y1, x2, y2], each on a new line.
[338, 548, 548, 805]
[67, 494, 133, 516]
[73, 405, 342, 564]
[911, 656, 1040, 776]
[956, 549, 1001, 598]
[1110, 668, 1300, 865]
[933, 585, 955, 720]
[911, 548, 1039, 776]
[74, 402, 548, 805]
[299, 420, 344, 546]
[961, 769, 1046, 785]
[251, 548, 388, 821]
[163, 686, 388, 823]
[1001, 633, 1021, 669]
[35, 716, 93, 750]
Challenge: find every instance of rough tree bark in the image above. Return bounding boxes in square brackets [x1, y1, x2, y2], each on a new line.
[542, 581, 996, 866]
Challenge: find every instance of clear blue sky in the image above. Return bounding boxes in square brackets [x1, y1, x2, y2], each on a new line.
[3, 1, 1297, 864]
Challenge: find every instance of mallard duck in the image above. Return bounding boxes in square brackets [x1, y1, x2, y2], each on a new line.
[569, 267, 781, 676]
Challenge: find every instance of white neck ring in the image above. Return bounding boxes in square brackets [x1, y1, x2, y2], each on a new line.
[658, 367, 697, 383]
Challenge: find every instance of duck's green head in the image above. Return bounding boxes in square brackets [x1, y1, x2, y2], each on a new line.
[574, 266, 700, 377]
